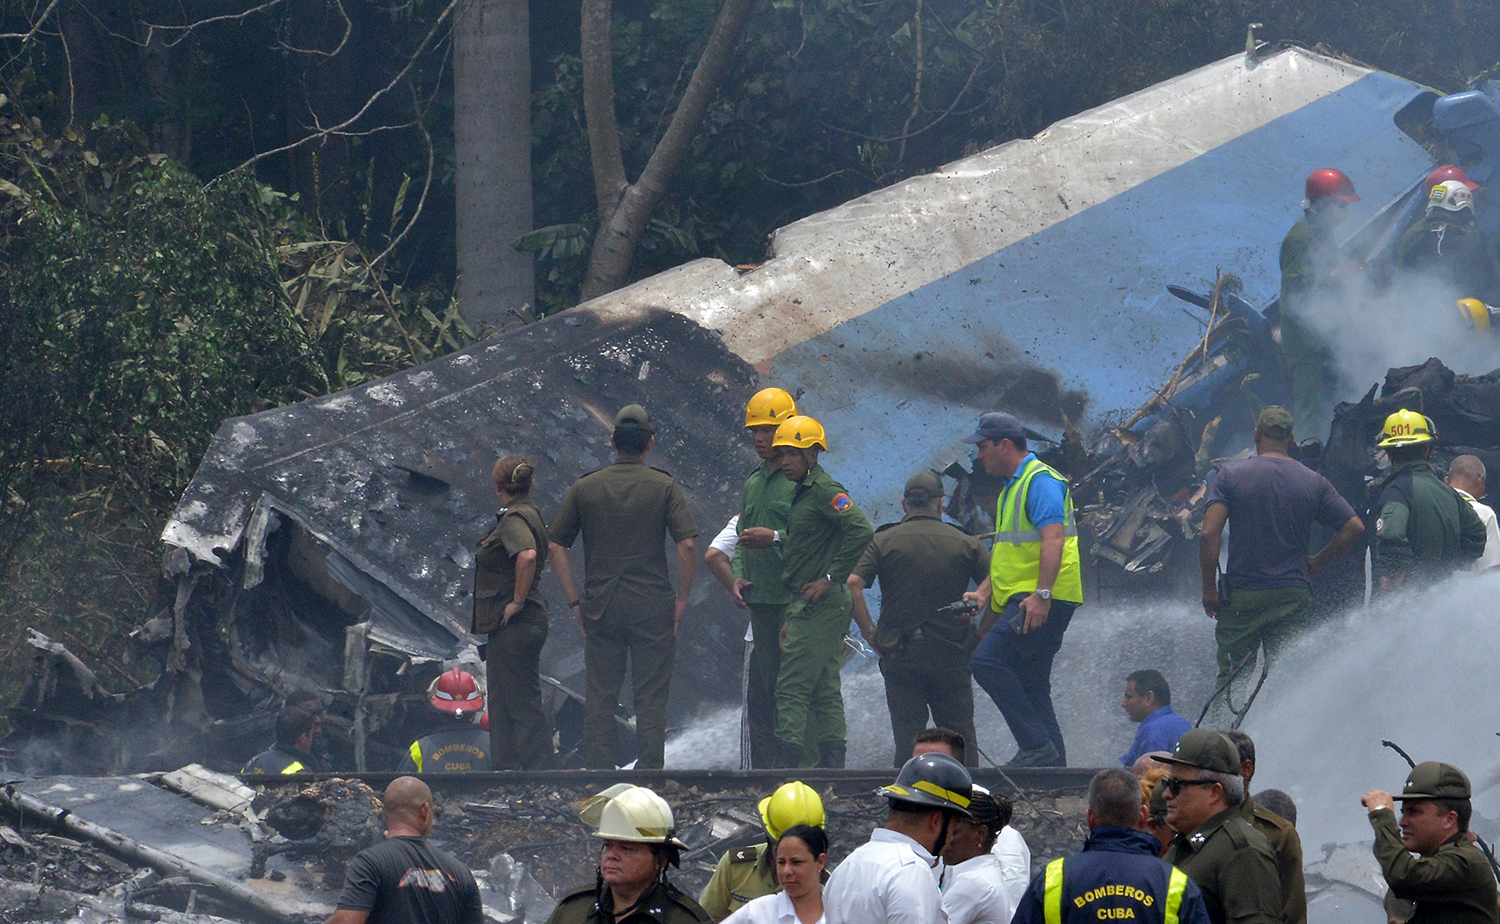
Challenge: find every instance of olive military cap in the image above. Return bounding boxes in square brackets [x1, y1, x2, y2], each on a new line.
[904, 470, 944, 501]
[1256, 406, 1294, 440]
[614, 404, 655, 432]
[1394, 761, 1472, 801]
[1154, 729, 1241, 775]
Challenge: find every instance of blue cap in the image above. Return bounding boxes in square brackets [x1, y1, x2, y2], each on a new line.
[963, 412, 1025, 444]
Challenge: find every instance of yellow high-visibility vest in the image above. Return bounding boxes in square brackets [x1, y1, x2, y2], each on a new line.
[990, 457, 1082, 603]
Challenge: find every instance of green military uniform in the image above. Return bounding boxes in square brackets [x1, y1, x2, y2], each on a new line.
[698, 842, 776, 920]
[1370, 813, 1496, 924]
[473, 493, 554, 770]
[733, 460, 797, 769]
[1164, 807, 1284, 924]
[1373, 460, 1486, 585]
[853, 507, 988, 766]
[1278, 216, 1339, 431]
[774, 463, 874, 765]
[1240, 796, 1306, 924]
[547, 880, 711, 924]
[1370, 760, 1499, 924]
[550, 458, 698, 769]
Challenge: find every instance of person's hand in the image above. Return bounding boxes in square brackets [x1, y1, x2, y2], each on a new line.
[731, 578, 752, 609]
[739, 527, 777, 549]
[674, 598, 688, 635]
[779, 621, 789, 649]
[959, 591, 984, 619]
[1361, 790, 1395, 814]
[502, 601, 524, 625]
[572, 601, 586, 636]
[858, 624, 888, 658]
[1306, 555, 1326, 579]
[1020, 593, 1051, 633]
[800, 578, 832, 604]
[1201, 588, 1220, 619]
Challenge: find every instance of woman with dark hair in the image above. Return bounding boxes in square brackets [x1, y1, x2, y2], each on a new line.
[548, 784, 710, 924]
[472, 454, 555, 770]
[722, 825, 829, 924]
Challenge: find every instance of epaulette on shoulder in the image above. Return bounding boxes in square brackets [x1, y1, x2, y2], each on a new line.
[651, 466, 676, 478]
[874, 521, 901, 534]
[1222, 815, 1254, 847]
[727, 844, 762, 863]
[1253, 805, 1292, 830]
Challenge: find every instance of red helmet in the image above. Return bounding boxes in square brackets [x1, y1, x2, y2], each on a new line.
[1305, 169, 1359, 204]
[479, 711, 490, 732]
[430, 669, 484, 714]
[1425, 165, 1478, 196]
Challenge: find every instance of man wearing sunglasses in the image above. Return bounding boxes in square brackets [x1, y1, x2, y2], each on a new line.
[1157, 730, 1283, 924]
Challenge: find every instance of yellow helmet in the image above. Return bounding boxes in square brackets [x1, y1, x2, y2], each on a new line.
[772, 415, 829, 451]
[1376, 409, 1437, 448]
[758, 781, 825, 840]
[745, 388, 798, 428]
[1458, 298, 1492, 332]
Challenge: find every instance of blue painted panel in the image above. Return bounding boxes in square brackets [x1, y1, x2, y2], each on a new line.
[766, 71, 1433, 505]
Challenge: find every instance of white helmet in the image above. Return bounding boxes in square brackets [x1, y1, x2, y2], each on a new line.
[1427, 179, 1475, 216]
[580, 784, 688, 847]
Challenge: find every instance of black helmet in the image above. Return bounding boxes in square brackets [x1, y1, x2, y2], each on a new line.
[879, 752, 974, 818]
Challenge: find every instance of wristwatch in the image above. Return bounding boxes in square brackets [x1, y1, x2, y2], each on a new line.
[1035, 588, 1052, 601]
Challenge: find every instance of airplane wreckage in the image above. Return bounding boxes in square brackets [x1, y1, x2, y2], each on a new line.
[7, 46, 1500, 781]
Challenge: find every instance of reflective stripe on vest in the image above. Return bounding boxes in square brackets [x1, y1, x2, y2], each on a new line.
[1042, 858, 1187, 924]
[1043, 857, 1065, 924]
[280, 761, 305, 774]
[1164, 867, 1187, 924]
[990, 457, 1083, 603]
[409, 740, 425, 773]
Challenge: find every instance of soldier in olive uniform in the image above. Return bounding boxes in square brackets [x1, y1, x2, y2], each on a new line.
[848, 470, 989, 767]
[698, 780, 824, 920]
[769, 415, 874, 769]
[703, 388, 801, 769]
[1361, 761, 1498, 924]
[1223, 731, 1305, 924]
[472, 455, 555, 770]
[548, 406, 699, 769]
[1158, 730, 1283, 924]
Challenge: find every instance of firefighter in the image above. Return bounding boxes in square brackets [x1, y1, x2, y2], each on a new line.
[698, 780, 825, 920]
[548, 784, 710, 924]
[768, 415, 874, 769]
[397, 668, 489, 773]
[1370, 410, 1486, 590]
[1397, 180, 1500, 306]
[703, 387, 801, 768]
[243, 704, 321, 774]
[1279, 168, 1361, 431]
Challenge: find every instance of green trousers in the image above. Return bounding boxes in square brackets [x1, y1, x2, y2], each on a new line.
[773, 587, 848, 757]
[745, 603, 787, 768]
[1210, 586, 1311, 723]
[581, 603, 675, 769]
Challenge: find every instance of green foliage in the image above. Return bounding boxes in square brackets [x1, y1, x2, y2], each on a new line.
[0, 103, 470, 583]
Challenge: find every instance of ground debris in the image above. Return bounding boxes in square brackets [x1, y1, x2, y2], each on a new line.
[250, 778, 382, 888]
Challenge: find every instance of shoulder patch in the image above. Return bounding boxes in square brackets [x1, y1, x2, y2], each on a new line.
[831, 492, 853, 511]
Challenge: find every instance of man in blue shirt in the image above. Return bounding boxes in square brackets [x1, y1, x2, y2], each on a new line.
[1119, 669, 1192, 767]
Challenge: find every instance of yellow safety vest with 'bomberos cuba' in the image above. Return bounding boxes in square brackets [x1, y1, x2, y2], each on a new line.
[990, 456, 1082, 604]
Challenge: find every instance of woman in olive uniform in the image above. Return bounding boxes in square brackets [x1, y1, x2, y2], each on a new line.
[473, 455, 555, 770]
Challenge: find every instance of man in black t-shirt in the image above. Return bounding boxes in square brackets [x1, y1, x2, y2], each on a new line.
[1198, 407, 1363, 722]
[326, 776, 482, 924]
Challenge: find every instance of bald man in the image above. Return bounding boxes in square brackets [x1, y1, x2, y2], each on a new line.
[326, 777, 482, 924]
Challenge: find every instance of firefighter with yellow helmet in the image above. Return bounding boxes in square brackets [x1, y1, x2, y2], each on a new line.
[697, 781, 826, 920]
[548, 784, 710, 924]
[703, 387, 802, 768]
[768, 416, 874, 769]
[1371, 409, 1486, 590]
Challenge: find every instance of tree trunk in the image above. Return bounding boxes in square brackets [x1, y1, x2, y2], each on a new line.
[454, 0, 535, 327]
[579, 0, 759, 303]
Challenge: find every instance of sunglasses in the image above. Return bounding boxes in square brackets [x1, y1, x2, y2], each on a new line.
[1164, 777, 1218, 795]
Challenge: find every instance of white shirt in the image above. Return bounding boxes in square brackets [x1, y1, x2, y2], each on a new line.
[711, 515, 741, 557]
[941, 853, 1015, 924]
[1455, 490, 1500, 570]
[723, 890, 825, 924]
[824, 828, 945, 924]
[991, 825, 1032, 911]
